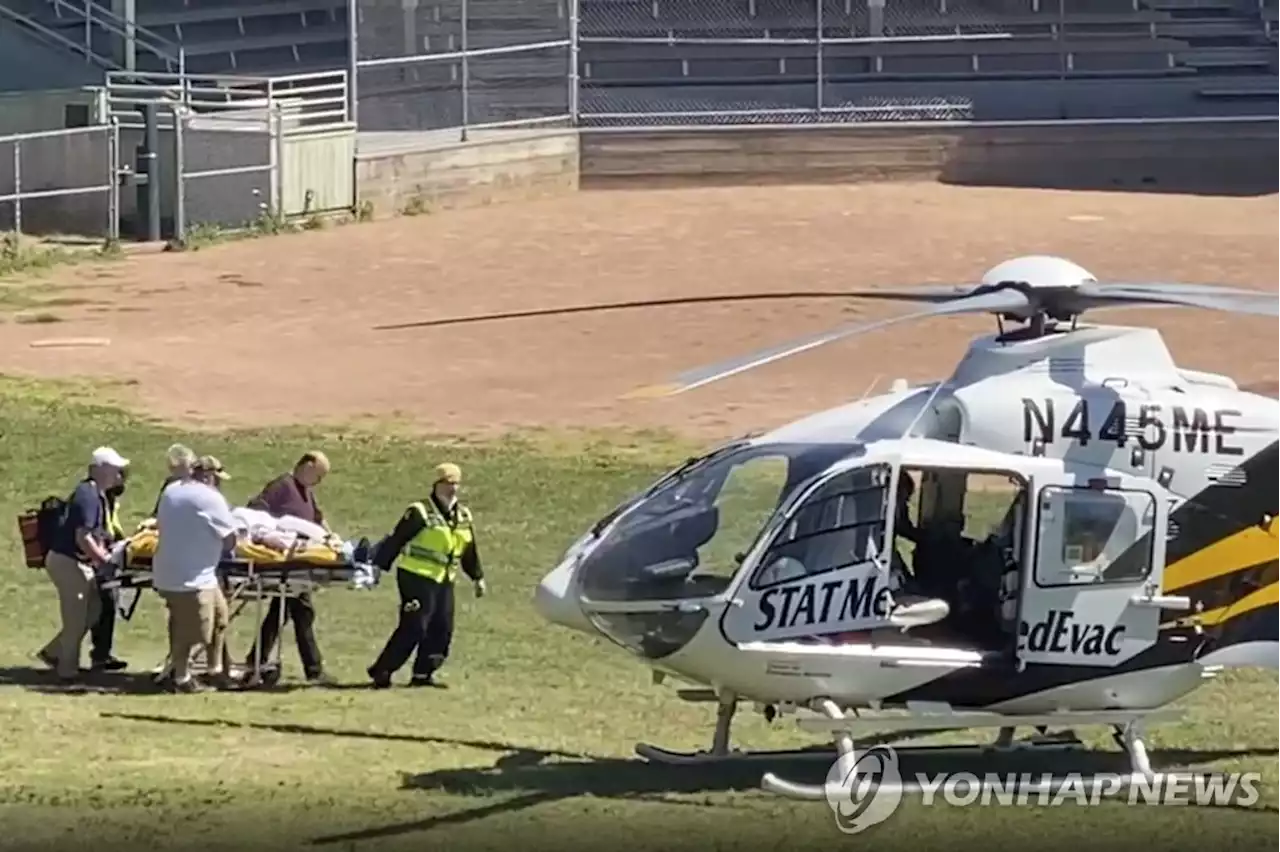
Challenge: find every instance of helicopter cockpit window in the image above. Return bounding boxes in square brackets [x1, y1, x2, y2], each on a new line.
[1036, 488, 1154, 587]
[575, 442, 864, 604]
[750, 464, 892, 590]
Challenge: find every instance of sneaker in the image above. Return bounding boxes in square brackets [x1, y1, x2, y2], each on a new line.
[169, 677, 208, 694]
[367, 666, 392, 689]
[306, 671, 338, 687]
[409, 674, 447, 689]
[34, 650, 58, 669]
[91, 657, 129, 672]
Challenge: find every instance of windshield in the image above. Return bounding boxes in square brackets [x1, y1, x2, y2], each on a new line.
[576, 442, 865, 604]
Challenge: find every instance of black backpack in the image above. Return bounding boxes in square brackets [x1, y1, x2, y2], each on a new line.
[18, 496, 68, 569]
[36, 496, 69, 550]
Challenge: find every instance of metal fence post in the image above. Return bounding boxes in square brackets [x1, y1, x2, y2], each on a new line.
[171, 107, 185, 242]
[346, 0, 359, 126]
[568, 0, 580, 125]
[12, 140, 21, 235]
[108, 118, 121, 242]
[271, 103, 284, 220]
[460, 0, 471, 141]
[815, 0, 824, 115]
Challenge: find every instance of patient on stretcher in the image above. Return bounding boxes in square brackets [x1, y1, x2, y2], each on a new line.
[104, 506, 381, 589]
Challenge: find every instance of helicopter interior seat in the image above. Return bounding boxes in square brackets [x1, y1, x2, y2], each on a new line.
[885, 523, 1015, 651]
[629, 503, 738, 596]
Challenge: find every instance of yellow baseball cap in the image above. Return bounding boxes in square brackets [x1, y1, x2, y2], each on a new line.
[195, 455, 231, 480]
[434, 463, 462, 484]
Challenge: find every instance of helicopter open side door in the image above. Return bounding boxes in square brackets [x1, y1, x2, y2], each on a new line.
[1017, 473, 1174, 669]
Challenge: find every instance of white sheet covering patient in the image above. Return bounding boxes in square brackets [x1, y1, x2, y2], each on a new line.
[231, 507, 330, 554]
[102, 507, 381, 591]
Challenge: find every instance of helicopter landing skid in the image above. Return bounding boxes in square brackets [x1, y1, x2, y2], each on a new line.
[761, 702, 1185, 801]
[634, 697, 1086, 767]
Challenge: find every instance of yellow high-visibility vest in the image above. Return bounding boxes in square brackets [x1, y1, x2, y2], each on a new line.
[106, 496, 125, 541]
[398, 500, 474, 583]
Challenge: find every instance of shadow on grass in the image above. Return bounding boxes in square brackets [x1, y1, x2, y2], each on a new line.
[90, 708, 1279, 845]
[98, 711, 590, 758]
[315, 740, 1278, 844]
[0, 665, 167, 695]
[0, 665, 317, 696]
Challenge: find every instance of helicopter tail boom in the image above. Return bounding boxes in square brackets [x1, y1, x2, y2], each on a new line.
[1161, 442, 1279, 670]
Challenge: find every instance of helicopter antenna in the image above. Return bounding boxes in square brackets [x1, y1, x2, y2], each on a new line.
[856, 374, 882, 403]
[898, 379, 947, 442]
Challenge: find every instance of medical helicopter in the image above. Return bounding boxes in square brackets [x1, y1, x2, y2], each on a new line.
[381, 255, 1279, 801]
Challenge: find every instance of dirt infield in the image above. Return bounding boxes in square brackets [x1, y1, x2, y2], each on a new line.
[1, 182, 1276, 441]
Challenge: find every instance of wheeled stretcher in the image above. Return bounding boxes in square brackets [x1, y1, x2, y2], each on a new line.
[99, 512, 382, 686]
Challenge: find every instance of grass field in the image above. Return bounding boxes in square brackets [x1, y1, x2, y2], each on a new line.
[0, 376, 1276, 852]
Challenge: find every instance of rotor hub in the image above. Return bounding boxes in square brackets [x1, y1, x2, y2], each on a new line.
[980, 256, 1097, 291]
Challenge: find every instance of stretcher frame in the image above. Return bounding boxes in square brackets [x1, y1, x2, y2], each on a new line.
[101, 543, 369, 688]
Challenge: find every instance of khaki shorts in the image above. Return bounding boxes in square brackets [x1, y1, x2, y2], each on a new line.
[160, 587, 229, 645]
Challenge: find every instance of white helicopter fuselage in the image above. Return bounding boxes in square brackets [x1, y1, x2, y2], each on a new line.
[535, 322, 1279, 717]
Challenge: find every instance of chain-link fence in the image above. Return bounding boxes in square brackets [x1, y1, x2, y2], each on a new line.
[575, 0, 1190, 125]
[0, 125, 120, 240]
[173, 110, 279, 236]
[352, 0, 576, 137]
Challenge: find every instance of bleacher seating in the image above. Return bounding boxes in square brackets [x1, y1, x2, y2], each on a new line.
[0, 0, 349, 74]
[576, 0, 1277, 86]
[132, 0, 348, 73]
[577, 0, 1196, 85]
[0, 0, 1271, 127]
[0, 10, 102, 93]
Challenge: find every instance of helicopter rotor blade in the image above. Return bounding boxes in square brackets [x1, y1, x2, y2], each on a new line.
[621, 289, 1033, 399]
[371, 291, 878, 332]
[1080, 283, 1279, 317]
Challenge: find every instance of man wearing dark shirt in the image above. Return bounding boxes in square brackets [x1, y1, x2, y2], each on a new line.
[89, 471, 130, 672]
[37, 447, 129, 683]
[242, 451, 333, 685]
[367, 462, 486, 689]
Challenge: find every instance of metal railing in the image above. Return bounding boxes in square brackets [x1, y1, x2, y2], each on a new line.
[0, 2, 113, 70]
[43, 0, 184, 74]
[105, 69, 351, 130]
[0, 124, 120, 241]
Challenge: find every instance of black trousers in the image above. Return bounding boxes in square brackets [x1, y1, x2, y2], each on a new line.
[90, 586, 116, 663]
[247, 593, 324, 677]
[370, 569, 456, 678]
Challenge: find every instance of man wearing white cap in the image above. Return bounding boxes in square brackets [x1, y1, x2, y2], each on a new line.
[37, 446, 129, 683]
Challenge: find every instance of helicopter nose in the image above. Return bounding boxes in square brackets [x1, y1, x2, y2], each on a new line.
[534, 560, 593, 635]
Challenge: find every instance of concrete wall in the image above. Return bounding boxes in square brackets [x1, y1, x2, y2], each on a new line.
[0, 88, 106, 136]
[578, 119, 1279, 196]
[354, 128, 580, 216]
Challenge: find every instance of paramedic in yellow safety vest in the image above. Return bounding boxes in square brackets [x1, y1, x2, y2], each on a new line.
[91, 470, 130, 672]
[366, 462, 487, 689]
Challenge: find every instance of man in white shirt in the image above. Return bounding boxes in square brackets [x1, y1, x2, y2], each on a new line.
[153, 455, 238, 693]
